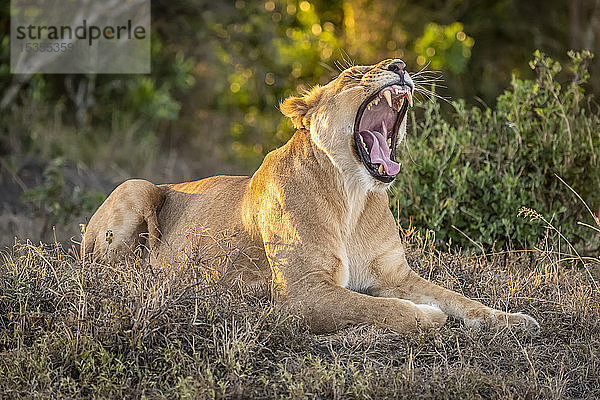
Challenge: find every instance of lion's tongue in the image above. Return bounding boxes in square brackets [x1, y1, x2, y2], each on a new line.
[359, 129, 400, 176]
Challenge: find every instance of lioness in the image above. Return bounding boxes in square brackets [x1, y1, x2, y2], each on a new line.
[83, 59, 539, 334]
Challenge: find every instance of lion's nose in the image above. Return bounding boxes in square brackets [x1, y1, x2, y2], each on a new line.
[387, 60, 406, 74]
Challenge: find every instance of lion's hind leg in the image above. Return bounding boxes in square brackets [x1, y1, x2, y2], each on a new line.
[82, 179, 165, 263]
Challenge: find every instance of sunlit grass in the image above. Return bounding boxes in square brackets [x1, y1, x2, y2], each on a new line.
[1, 229, 598, 398]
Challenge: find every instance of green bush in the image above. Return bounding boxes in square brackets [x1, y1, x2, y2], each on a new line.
[391, 50, 600, 251]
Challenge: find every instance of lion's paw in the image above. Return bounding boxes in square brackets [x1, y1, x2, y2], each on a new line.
[415, 304, 448, 328]
[492, 311, 540, 334]
[465, 308, 540, 335]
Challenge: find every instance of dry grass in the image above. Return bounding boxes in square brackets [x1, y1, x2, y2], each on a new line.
[0, 233, 599, 399]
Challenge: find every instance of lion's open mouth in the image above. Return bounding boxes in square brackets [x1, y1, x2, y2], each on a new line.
[353, 83, 412, 183]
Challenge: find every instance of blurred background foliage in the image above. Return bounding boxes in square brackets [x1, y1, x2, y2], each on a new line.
[0, 0, 599, 251]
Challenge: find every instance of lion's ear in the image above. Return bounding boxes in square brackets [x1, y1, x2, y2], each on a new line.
[280, 85, 323, 129]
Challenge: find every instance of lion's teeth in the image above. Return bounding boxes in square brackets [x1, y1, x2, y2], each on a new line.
[406, 91, 413, 107]
[378, 164, 384, 174]
[384, 91, 393, 108]
[360, 138, 368, 152]
[373, 98, 379, 105]
[387, 138, 391, 147]
[367, 103, 372, 110]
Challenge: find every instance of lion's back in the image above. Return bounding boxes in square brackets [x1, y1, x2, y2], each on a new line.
[154, 175, 270, 281]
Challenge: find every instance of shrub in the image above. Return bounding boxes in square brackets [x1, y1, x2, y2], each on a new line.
[391, 50, 600, 251]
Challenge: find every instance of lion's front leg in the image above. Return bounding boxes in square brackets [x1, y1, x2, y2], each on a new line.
[263, 240, 446, 333]
[371, 249, 540, 334]
[288, 279, 448, 334]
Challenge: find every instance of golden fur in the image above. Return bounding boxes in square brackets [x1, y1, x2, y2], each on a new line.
[83, 59, 539, 333]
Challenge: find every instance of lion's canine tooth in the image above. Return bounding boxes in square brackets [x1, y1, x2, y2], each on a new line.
[384, 90, 393, 108]
[386, 138, 391, 147]
[397, 98, 403, 111]
[406, 91, 413, 107]
[378, 164, 384, 174]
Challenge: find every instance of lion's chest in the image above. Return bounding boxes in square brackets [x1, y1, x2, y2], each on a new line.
[336, 226, 381, 294]
[335, 191, 395, 295]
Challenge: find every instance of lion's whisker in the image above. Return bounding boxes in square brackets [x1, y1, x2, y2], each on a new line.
[414, 82, 445, 88]
[411, 71, 443, 78]
[319, 62, 337, 74]
[413, 78, 446, 85]
[412, 75, 445, 82]
[414, 86, 451, 104]
[339, 49, 355, 69]
[412, 61, 432, 75]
